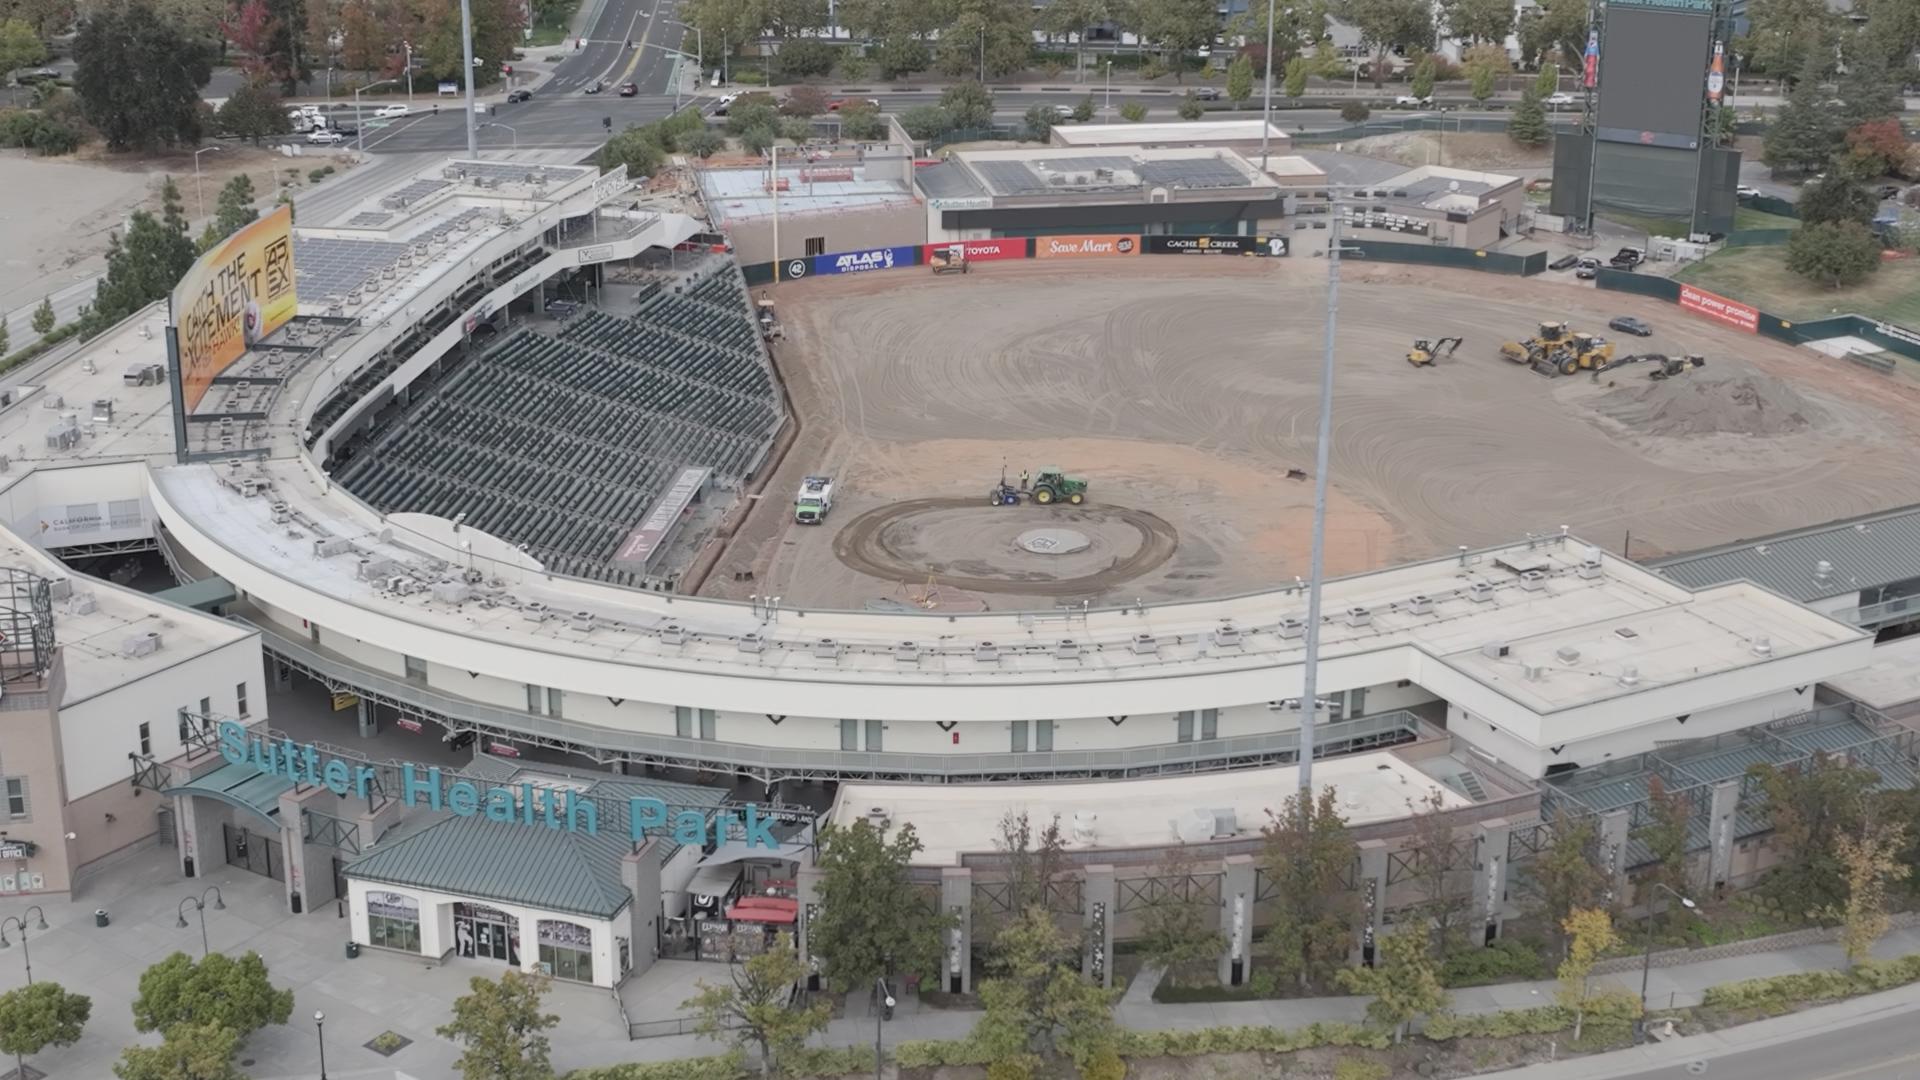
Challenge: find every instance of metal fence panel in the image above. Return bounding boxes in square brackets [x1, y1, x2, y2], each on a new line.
[1593, 268, 1681, 300]
[1343, 239, 1544, 275]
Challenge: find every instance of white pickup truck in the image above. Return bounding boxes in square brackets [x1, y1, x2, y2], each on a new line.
[795, 475, 833, 524]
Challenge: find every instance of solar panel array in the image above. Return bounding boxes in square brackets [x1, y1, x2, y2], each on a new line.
[346, 211, 392, 228]
[1138, 158, 1249, 189]
[1036, 155, 1138, 174]
[459, 162, 591, 185]
[382, 179, 450, 207]
[974, 160, 1048, 195]
[293, 237, 409, 298]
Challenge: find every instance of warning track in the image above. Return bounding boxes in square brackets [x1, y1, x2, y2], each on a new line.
[833, 498, 1181, 597]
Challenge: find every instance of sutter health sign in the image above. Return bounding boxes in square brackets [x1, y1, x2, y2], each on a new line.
[218, 721, 781, 847]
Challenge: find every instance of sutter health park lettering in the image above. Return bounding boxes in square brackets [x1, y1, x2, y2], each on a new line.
[217, 721, 780, 847]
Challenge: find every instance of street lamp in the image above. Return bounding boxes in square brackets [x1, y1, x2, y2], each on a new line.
[480, 121, 518, 151]
[663, 20, 703, 107]
[315, 1010, 329, 1079]
[1637, 882, 1698, 1040]
[1103, 59, 1112, 120]
[403, 40, 414, 107]
[176, 886, 226, 958]
[354, 78, 400, 157]
[0, 906, 48, 985]
[1260, 0, 1276, 171]
[192, 145, 223, 222]
[872, 976, 894, 1080]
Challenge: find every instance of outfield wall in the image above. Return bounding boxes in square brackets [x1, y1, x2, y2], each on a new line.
[1593, 269, 1920, 363]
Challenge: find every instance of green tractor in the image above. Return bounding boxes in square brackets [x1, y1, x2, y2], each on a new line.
[1029, 467, 1088, 506]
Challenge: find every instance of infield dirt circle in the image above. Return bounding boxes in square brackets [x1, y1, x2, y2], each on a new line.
[705, 258, 1920, 611]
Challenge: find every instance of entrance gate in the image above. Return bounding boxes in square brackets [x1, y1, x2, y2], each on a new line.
[223, 823, 284, 882]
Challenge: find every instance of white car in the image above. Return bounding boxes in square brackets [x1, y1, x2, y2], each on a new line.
[374, 104, 409, 118]
[1736, 184, 1762, 198]
[307, 129, 346, 144]
[1394, 94, 1431, 107]
[1544, 92, 1575, 106]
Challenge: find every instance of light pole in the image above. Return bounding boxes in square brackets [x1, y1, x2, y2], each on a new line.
[354, 78, 399, 156]
[639, 36, 702, 111]
[192, 145, 223, 222]
[1104, 59, 1112, 120]
[480, 121, 518, 151]
[459, 0, 478, 158]
[325, 65, 335, 100]
[1638, 882, 1698, 1039]
[0, 906, 48, 985]
[1260, 0, 1275, 171]
[872, 977, 894, 1080]
[315, 1010, 329, 1079]
[664, 20, 703, 105]
[404, 40, 414, 107]
[176, 886, 226, 958]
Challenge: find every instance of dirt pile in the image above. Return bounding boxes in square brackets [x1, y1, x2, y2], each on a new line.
[1591, 371, 1828, 437]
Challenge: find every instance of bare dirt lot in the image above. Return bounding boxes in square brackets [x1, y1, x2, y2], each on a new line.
[703, 258, 1920, 611]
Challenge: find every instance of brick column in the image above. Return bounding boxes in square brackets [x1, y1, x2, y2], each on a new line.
[797, 865, 824, 990]
[1599, 808, 1632, 907]
[1218, 854, 1255, 986]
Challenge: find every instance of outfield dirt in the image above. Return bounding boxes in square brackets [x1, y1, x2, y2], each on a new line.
[703, 257, 1920, 610]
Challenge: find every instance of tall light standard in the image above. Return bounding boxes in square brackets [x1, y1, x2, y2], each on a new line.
[404, 40, 414, 107]
[459, 0, 478, 158]
[354, 78, 399, 156]
[0, 906, 48, 985]
[1637, 882, 1697, 1040]
[1103, 59, 1112, 120]
[192, 145, 223, 221]
[176, 886, 226, 958]
[315, 1010, 329, 1079]
[637, 37, 702, 111]
[872, 977, 894, 1080]
[664, 20, 703, 103]
[1260, 0, 1276, 171]
[480, 120, 518, 151]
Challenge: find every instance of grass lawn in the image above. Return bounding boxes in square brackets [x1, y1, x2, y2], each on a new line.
[1674, 246, 1920, 327]
[1733, 206, 1799, 231]
[1602, 210, 1691, 239]
[526, 0, 578, 47]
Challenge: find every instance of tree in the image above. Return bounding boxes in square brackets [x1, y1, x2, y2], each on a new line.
[0, 0, 64, 39]
[741, 123, 777, 154]
[1707, 104, 1739, 147]
[0, 318, 7, 360]
[779, 83, 827, 117]
[1232, 0, 1331, 70]
[1508, 86, 1549, 145]
[685, 933, 828, 1079]
[1845, 118, 1912, 178]
[1260, 787, 1359, 991]
[1345, 0, 1431, 87]
[1516, 0, 1586, 70]
[437, 970, 560, 1080]
[1835, 30, 1902, 129]
[1226, 51, 1255, 106]
[1788, 220, 1884, 289]
[1828, 820, 1909, 967]
[1441, 0, 1512, 47]
[214, 173, 258, 237]
[810, 820, 951, 993]
[133, 951, 293, 1040]
[1468, 59, 1496, 104]
[30, 296, 53, 335]
[1748, 753, 1882, 919]
[601, 125, 667, 178]
[216, 79, 290, 145]
[897, 104, 949, 139]
[939, 79, 994, 129]
[1128, 0, 1216, 81]
[839, 105, 886, 140]
[933, 0, 1032, 80]
[1134, 847, 1225, 985]
[113, 1020, 245, 1080]
[1855, 0, 1920, 73]
[1071, 95, 1094, 122]
[1533, 61, 1559, 99]
[684, 128, 725, 157]
[1556, 907, 1619, 1042]
[1742, 0, 1839, 78]
[778, 115, 813, 143]
[1340, 100, 1370, 122]
[1336, 926, 1447, 1042]
[1410, 53, 1435, 101]
[1285, 56, 1309, 100]
[1177, 91, 1204, 120]
[1042, 0, 1112, 76]
[0, 981, 90, 1080]
[0, 17, 46, 92]
[973, 904, 1120, 1070]
[1633, 775, 1692, 932]
[1763, 58, 1841, 174]
[73, 1, 213, 150]
[774, 38, 837, 78]
[725, 99, 780, 136]
[1401, 789, 1470, 960]
[1024, 101, 1057, 139]
[872, 33, 931, 78]
[1530, 813, 1608, 958]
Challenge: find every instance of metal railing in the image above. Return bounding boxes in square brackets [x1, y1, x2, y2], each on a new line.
[242, 615, 1426, 785]
[1829, 594, 1920, 629]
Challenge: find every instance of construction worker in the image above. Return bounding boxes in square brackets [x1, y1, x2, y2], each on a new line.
[1019, 469, 1029, 491]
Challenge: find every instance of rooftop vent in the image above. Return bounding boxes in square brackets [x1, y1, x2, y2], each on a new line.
[1617, 665, 1642, 688]
[1130, 633, 1159, 656]
[812, 638, 841, 660]
[1523, 664, 1547, 681]
[120, 632, 162, 658]
[1407, 594, 1434, 615]
[1055, 638, 1082, 660]
[1554, 645, 1581, 664]
[1278, 617, 1306, 639]
[1212, 623, 1242, 647]
[1577, 557, 1603, 580]
[1814, 559, 1834, 583]
[521, 601, 549, 623]
[67, 593, 97, 616]
[1344, 606, 1372, 627]
[568, 610, 595, 632]
[1519, 569, 1547, 591]
[1751, 635, 1773, 657]
[660, 623, 687, 645]
[866, 806, 890, 830]
[975, 641, 1000, 662]
[737, 632, 765, 654]
[1467, 581, 1495, 603]
[1482, 640, 1510, 659]
[431, 580, 471, 605]
[894, 641, 920, 664]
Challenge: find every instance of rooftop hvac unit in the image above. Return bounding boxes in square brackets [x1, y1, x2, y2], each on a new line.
[812, 638, 840, 660]
[1481, 640, 1509, 658]
[521, 601, 550, 623]
[68, 592, 97, 615]
[1344, 606, 1372, 627]
[1814, 559, 1834, 583]
[736, 632, 764, 654]
[1555, 645, 1582, 664]
[1407, 594, 1434, 615]
[1518, 569, 1547, 591]
[270, 502, 291, 524]
[1523, 664, 1547, 681]
[1130, 633, 1158, 656]
[314, 537, 351, 558]
[1277, 617, 1305, 639]
[660, 623, 687, 645]
[570, 610, 596, 632]
[120, 632, 162, 658]
[1577, 557, 1603, 580]
[866, 806, 891, 830]
[388, 576, 417, 595]
[431, 580, 472, 604]
[47, 578, 69, 600]
[974, 641, 999, 662]
[1467, 580, 1495, 603]
[40, 395, 63, 409]
[91, 399, 113, 423]
[894, 641, 920, 664]
[1171, 807, 1228, 844]
[1212, 623, 1242, 647]
[1055, 639, 1082, 660]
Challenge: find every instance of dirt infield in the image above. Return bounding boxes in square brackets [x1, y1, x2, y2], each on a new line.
[703, 258, 1920, 611]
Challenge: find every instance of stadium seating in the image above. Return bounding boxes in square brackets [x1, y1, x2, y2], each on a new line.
[337, 269, 782, 583]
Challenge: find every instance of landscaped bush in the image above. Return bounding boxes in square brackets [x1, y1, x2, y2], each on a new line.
[1423, 1005, 1570, 1041]
[1702, 955, 1920, 1013]
[1441, 938, 1548, 987]
[893, 1038, 997, 1067]
[565, 1052, 744, 1080]
[1116, 1021, 1391, 1057]
[785, 1046, 876, 1075]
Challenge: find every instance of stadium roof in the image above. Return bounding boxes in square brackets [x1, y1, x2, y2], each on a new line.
[1649, 502, 1920, 601]
[1048, 119, 1294, 150]
[697, 162, 919, 224]
[936, 144, 1282, 201]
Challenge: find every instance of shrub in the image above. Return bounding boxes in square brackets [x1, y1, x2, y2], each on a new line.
[307, 168, 327, 183]
[837, 53, 871, 81]
[1119, 100, 1148, 122]
[1442, 938, 1548, 987]
[785, 1046, 874, 1075]
[1083, 1047, 1127, 1080]
[1341, 101, 1371, 122]
[986, 1055, 1039, 1080]
[563, 1052, 744, 1079]
[1424, 1005, 1572, 1041]
[897, 104, 949, 139]
[1334, 1060, 1391, 1080]
[1139, 56, 1167, 81]
[1071, 95, 1094, 122]
[1177, 93, 1204, 120]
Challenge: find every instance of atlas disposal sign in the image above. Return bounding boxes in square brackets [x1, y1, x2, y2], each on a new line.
[1678, 283, 1757, 333]
[812, 246, 920, 275]
[920, 238, 1026, 262]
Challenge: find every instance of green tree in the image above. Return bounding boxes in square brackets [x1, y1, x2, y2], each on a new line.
[1345, 0, 1432, 87]
[0, 318, 7, 360]
[684, 128, 726, 157]
[1232, 0, 1332, 69]
[1441, 0, 1512, 46]
[1226, 51, 1255, 105]
[1835, 31, 1903, 129]
[934, 0, 1033, 80]
[1024, 101, 1058, 138]
[1707, 104, 1739, 147]
[132, 951, 293, 1040]
[0, 0, 65, 39]
[1516, 0, 1587, 70]
[939, 79, 995, 128]
[1634, 775, 1693, 932]
[973, 904, 1120, 1070]
[779, 83, 827, 117]
[872, 33, 931, 78]
[0, 981, 90, 1080]
[1556, 907, 1619, 1042]
[1134, 846, 1225, 985]
[685, 932, 828, 1079]
[726, 98, 781, 136]
[1530, 813, 1608, 958]
[30, 296, 53, 335]
[600, 125, 667, 178]
[741, 123, 778, 154]
[1128, 0, 1217, 81]
[214, 174, 258, 237]
[437, 969, 560, 1080]
[1401, 788, 1470, 960]
[72, 1, 213, 150]
[1828, 820, 1909, 967]
[216, 79, 291, 145]
[0, 17, 46, 92]
[897, 104, 949, 139]
[1259, 786, 1359, 992]
[1467, 56, 1497, 103]
[1043, 0, 1113, 77]
[1508, 86, 1550, 146]
[774, 38, 837, 78]
[810, 820, 951, 993]
[1855, 0, 1920, 71]
[1284, 55, 1309, 100]
[680, 0, 772, 82]
[1788, 220, 1883, 289]
[1071, 94, 1094, 122]
[1340, 100, 1370, 122]
[1742, 0, 1839, 77]
[1336, 926, 1447, 1042]
[839, 104, 887, 140]
[1763, 57, 1842, 174]
[113, 1020, 245, 1080]
[1749, 753, 1883, 918]
[1410, 53, 1436, 100]
[1533, 61, 1559, 98]
[778, 115, 813, 143]
[1119, 99, 1148, 121]
[1177, 91, 1205, 119]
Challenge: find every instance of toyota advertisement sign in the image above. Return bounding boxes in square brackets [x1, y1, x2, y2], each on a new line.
[1144, 235, 1289, 257]
[919, 238, 1027, 262]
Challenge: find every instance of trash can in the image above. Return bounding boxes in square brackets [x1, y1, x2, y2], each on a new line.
[94, 909, 109, 928]
[345, 941, 360, 959]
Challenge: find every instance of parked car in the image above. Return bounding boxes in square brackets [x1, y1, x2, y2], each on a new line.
[1549, 253, 1581, 272]
[306, 129, 345, 144]
[1192, 87, 1221, 101]
[1610, 245, 1645, 269]
[1544, 92, 1576, 106]
[1394, 94, 1431, 107]
[374, 104, 408, 118]
[827, 97, 880, 111]
[1609, 315, 1653, 337]
[1736, 184, 1761, 198]
[618, 82, 638, 97]
[1576, 264, 1600, 279]
[507, 89, 533, 103]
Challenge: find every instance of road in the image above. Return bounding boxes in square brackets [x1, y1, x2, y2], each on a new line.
[1610, 1017, 1920, 1080]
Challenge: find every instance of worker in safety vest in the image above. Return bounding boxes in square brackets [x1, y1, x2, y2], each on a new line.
[1019, 469, 1029, 491]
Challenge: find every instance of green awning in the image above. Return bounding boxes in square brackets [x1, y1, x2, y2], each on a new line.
[162, 762, 292, 827]
[154, 577, 238, 613]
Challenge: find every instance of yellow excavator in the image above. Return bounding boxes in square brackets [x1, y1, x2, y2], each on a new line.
[1407, 336, 1464, 368]
[1589, 353, 1707, 381]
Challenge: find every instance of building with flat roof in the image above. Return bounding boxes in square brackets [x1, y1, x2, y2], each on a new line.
[1049, 119, 1295, 159]
[696, 148, 923, 267]
[1336, 164, 1527, 250]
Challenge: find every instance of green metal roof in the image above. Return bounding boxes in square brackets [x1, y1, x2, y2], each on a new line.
[162, 762, 293, 827]
[342, 777, 729, 919]
[153, 577, 237, 612]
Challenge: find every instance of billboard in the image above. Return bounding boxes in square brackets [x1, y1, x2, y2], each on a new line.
[1143, 234, 1288, 257]
[810, 245, 920, 276]
[172, 203, 297, 412]
[920, 238, 1027, 262]
[1593, 5, 1712, 149]
[1034, 234, 1139, 259]
[1678, 283, 1758, 333]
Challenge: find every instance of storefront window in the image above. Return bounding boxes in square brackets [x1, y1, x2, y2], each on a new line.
[455, 902, 521, 966]
[537, 919, 594, 983]
[367, 892, 421, 953]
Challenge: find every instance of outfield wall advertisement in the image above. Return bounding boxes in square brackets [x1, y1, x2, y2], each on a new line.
[920, 238, 1027, 262]
[1035, 234, 1139, 259]
[171, 204, 297, 412]
[1678, 283, 1758, 333]
[1143, 235, 1289, 257]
